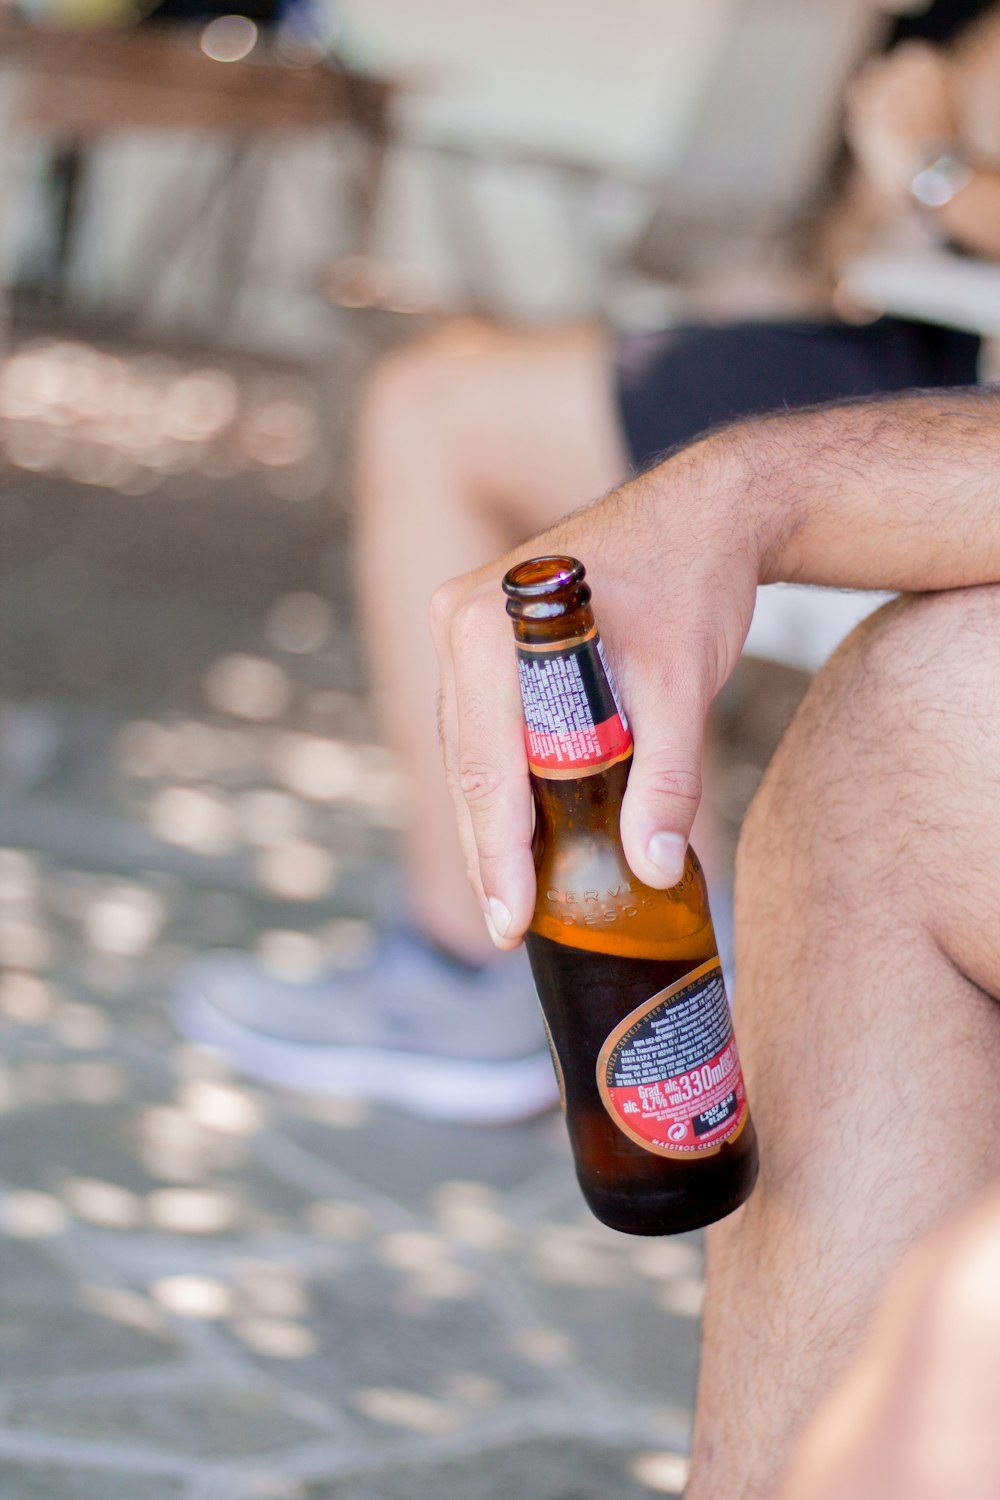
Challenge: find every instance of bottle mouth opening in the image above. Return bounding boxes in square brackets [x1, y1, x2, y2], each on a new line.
[502, 555, 585, 598]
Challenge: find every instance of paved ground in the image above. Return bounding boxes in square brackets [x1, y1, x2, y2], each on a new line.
[0, 320, 809, 1499]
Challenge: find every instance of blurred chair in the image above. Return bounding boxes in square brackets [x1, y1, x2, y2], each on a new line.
[0, 18, 394, 336]
[331, 0, 880, 321]
[626, 0, 880, 293]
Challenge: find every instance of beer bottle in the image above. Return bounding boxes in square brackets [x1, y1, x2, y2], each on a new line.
[502, 555, 758, 1236]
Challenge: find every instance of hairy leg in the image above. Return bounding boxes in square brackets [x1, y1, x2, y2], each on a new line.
[355, 319, 628, 961]
[688, 584, 1000, 1499]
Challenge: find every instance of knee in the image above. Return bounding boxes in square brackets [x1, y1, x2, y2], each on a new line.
[737, 584, 1000, 893]
[357, 318, 506, 462]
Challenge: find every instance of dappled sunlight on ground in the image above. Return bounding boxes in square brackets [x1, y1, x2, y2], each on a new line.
[0, 340, 324, 503]
[0, 327, 788, 1500]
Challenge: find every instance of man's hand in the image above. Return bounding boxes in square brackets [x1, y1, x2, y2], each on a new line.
[429, 437, 762, 949]
[432, 386, 1000, 950]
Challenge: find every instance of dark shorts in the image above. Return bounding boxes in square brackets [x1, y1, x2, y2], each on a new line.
[616, 317, 981, 473]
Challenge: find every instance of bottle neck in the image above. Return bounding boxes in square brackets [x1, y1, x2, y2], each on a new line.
[511, 605, 633, 785]
[530, 751, 630, 838]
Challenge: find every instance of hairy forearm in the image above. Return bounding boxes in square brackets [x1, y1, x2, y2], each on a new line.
[699, 387, 1000, 594]
[434, 386, 1000, 931]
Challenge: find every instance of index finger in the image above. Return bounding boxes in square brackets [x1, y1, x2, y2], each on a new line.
[431, 576, 537, 949]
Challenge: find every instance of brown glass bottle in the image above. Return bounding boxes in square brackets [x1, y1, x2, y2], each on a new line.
[503, 555, 758, 1236]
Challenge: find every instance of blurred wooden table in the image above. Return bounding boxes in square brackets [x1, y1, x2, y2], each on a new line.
[0, 20, 393, 138]
[0, 19, 397, 327]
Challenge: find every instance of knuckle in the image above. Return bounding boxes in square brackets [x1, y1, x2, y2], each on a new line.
[429, 574, 496, 650]
[428, 577, 463, 643]
[474, 834, 513, 871]
[641, 763, 703, 807]
[451, 586, 489, 637]
[457, 758, 506, 807]
[450, 586, 500, 656]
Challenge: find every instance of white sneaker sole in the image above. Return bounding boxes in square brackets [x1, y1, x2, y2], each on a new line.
[173, 993, 560, 1127]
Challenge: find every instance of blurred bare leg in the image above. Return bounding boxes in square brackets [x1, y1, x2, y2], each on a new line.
[688, 585, 1000, 1499]
[775, 1181, 1000, 1499]
[355, 319, 628, 962]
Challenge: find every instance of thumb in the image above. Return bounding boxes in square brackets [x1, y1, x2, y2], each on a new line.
[618, 670, 708, 889]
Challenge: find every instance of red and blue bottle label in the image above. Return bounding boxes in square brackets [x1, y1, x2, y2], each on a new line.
[515, 628, 632, 778]
[596, 958, 748, 1158]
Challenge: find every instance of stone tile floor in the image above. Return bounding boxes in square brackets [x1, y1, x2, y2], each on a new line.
[0, 325, 809, 1499]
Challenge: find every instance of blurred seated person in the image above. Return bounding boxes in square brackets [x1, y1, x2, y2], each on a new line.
[175, 0, 1000, 1125]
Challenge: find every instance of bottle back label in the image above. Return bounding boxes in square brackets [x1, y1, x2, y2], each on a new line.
[516, 628, 632, 778]
[596, 958, 748, 1158]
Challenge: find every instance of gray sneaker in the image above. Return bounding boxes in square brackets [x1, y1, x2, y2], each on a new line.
[172, 928, 559, 1126]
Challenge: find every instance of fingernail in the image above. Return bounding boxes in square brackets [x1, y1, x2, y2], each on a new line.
[486, 897, 512, 942]
[646, 831, 687, 886]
